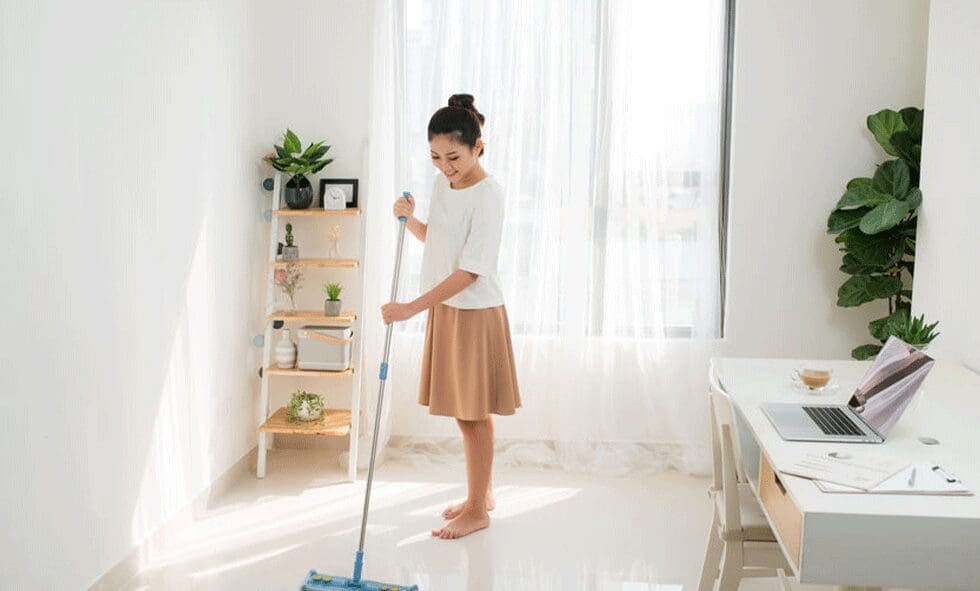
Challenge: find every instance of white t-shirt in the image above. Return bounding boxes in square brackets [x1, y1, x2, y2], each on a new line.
[420, 173, 506, 309]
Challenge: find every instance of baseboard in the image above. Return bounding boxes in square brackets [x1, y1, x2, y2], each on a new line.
[86, 447, 258, 591]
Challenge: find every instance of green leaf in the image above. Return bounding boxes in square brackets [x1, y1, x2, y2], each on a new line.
[275, 144, 290, 159]
[840, 253, 887, 275]
[852, 344, 883, 360]
[283, 129, 302, 154]
[309, 158, 333, 174]
[869, 308, 910, 341]
[899, 107, 924, 141]
[891, 131, 921, 171]
[836, 184, 893, 209]
[837, 274, 903, 307]
[301, 141, 324, 159]
[867, 109, 907, 156]
[828, 208, 869, 234]
[872, 159, 911, 198]
[903, 187, 922, 210]
[306, 145, 330, 161]
[838, 229, 904, 268]
[846, 177, 872, 190]
[860, 199, 911, 235]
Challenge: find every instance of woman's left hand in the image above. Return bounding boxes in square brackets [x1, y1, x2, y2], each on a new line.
[381, 301, 419, 324]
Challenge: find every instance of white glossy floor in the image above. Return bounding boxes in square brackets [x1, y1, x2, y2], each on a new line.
[118, 450, 833, 591]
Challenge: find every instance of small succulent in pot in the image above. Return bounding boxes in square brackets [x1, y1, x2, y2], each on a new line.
[263, 129, 333, 210]
[287, 390, 325, 422]
[324, 282, 343, 317]
[283, 223, 299, 261]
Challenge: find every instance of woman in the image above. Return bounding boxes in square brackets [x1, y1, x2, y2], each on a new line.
[381, 93, 521, 540]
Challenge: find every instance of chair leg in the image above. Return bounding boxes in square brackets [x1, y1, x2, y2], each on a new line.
[776, 568, 793, 591]
[697, 514, 724, 591]
[717, 541, 743, 591]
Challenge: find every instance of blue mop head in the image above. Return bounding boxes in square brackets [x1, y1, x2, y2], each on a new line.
[302, 570, 418, 591]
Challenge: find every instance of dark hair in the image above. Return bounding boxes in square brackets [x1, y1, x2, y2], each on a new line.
[428, 93, 485, 157]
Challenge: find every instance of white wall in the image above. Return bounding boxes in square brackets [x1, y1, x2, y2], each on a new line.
[0, 1, 374, 587]
[722, 0, 930, 360]
[911, 0, 980, 371]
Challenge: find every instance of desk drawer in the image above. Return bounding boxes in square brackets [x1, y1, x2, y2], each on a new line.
[759, 452, 803, 568]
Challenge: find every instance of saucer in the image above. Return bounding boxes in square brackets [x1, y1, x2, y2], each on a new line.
[792, 380, 839, 393]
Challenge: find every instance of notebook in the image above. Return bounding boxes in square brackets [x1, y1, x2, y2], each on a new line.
[814, 462, 972, 495]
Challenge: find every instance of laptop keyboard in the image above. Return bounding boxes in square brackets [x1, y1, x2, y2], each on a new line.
[803, 406, 865, 437]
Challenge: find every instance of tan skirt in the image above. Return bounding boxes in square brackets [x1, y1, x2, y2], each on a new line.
[418, 303, 522, 420]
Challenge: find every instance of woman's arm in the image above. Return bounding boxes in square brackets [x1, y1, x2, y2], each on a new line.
[393, 195, 426, 242]
[381, 268, 477, 323]
[406, 215, 427, 243]
[410, 269, 477, 312]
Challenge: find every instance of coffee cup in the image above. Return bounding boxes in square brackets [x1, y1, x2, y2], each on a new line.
[792, 368, 832, 389]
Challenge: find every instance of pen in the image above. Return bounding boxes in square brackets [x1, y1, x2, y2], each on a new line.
[908, 467, 917, 488]
[932, 465, 959, 483]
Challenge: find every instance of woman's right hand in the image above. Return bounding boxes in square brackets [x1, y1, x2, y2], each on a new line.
[393, 193, 415, 220]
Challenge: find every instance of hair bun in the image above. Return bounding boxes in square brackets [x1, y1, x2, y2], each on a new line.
[448, 94, 475, 109]
[447, 93, 485, 126]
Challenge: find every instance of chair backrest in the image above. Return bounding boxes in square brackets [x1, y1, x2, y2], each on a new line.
[708, 360, 747, 485]
[718, 422, 743, 533]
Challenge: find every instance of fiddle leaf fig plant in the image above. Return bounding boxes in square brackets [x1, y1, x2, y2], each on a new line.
[827, 107, 940, 359]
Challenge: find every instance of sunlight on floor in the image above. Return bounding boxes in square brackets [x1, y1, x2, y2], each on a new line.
[123, 457, 713, 591]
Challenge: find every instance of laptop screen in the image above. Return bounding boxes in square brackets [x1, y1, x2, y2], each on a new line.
[847, 335, 935, 435]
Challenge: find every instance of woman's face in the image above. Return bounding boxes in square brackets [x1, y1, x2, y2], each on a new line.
[429, 133, 483, 183]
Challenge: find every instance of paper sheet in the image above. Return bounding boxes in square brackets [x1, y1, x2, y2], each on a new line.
[814, 462, 972, 495]
[778, 452, 907, 490]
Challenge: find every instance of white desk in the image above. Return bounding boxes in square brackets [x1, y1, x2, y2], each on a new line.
[712, 358, 980, 591]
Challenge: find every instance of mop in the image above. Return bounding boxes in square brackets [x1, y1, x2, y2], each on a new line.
[302, 192, 419, 591]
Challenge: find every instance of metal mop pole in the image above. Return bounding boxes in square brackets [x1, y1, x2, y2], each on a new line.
[352, 191, 411, 584]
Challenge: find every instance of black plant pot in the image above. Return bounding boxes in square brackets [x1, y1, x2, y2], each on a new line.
[284, 177, 313, 209]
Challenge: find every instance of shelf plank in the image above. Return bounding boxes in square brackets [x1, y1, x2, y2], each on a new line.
[259, 407, 351, 436]
[267, 310, 356, 324]
[275, 208, 361, 217]
[273, 258, 359, 269]
[264, 365, 355, 377]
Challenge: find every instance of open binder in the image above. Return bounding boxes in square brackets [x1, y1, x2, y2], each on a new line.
[814, 461, 972, 495]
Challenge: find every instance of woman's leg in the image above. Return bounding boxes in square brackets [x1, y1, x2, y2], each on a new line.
[432, 417, 493, 539]
[442, 415, 496, 519]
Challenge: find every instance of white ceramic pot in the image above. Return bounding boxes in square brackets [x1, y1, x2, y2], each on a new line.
[275, 328, 297, 368]
[295, 400, 323, 421]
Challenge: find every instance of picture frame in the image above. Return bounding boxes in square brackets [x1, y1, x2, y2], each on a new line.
[319, 178, 359, 209]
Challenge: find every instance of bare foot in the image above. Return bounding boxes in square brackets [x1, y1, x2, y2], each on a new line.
[442, 492, 495, 520]
[431, 507, 490, 539]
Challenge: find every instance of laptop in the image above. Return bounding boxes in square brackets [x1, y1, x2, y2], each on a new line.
[762, 336, 935, 443]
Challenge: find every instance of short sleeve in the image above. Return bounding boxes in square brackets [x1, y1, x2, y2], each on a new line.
[458, 189, 504, 277]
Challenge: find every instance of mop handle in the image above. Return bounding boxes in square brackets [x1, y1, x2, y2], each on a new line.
[353, 191, 411, 583]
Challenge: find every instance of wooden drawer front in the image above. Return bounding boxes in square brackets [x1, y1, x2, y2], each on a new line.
[759, 452, 803, 568]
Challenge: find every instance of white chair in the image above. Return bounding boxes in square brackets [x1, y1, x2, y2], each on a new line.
[698, 365, 794, 591]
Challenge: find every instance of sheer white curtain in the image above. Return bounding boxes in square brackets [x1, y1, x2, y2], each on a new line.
[355, 0, 726, 475]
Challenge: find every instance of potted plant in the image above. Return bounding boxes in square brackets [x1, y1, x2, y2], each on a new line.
[889, 313, 940, 351]
[287, 390, 325, 422]
[263, 129, 334, 209]
[324, 282, 343, 317]
[274, 262, 304, 312]
[826, 107, 940, 358]
[283, 223, 299, 261]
